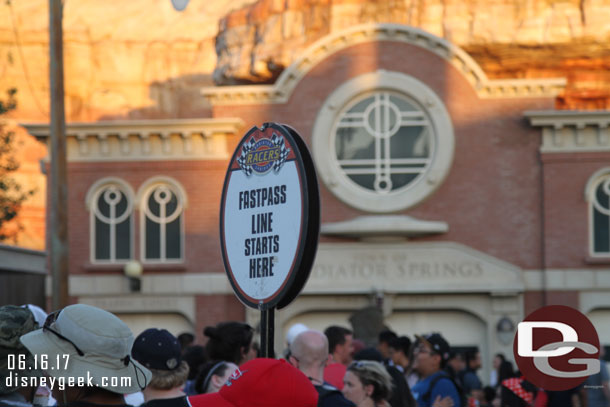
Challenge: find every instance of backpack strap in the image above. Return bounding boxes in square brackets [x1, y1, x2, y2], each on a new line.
[421, 372, 466, 407]
[421, 372, 450, 403]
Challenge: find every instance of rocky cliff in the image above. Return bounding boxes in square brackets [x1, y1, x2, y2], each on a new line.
[216, 0, 610, 108]
[2, 0, 610, 123]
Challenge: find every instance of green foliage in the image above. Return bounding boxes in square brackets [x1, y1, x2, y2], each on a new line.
[0, 88, 35, 242]
[0, 88, 17, 113]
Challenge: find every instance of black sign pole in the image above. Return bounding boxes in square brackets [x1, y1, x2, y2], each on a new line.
[260, 307, 275, 357]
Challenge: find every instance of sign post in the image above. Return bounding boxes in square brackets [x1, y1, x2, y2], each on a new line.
[260, 307, 275, 357]
[220, 123, 320, 357]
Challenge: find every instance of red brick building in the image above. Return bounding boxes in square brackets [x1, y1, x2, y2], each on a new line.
[25, 24, 610, 376]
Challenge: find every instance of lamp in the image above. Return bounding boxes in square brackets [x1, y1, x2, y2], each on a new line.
[124, 260, 143, 292]
[496, 316, 515, 345]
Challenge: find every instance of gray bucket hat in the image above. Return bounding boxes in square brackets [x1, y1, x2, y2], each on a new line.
[20, 304, 152, 394]
[0, 305, 41, 394]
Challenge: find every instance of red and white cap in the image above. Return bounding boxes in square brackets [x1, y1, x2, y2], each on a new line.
[188, 358, 318, 407]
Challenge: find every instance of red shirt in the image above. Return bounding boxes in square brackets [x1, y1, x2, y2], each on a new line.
[324, 362, 347, 390]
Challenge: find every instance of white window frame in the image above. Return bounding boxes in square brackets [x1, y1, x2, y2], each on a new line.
[137, 176, 187, 264]
[312, 70, 454, 213]
[586, 168, 610, 258]
[85, 178, 135, 264]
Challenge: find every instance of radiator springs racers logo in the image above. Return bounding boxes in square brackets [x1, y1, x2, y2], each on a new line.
[237, 132, 290, 176]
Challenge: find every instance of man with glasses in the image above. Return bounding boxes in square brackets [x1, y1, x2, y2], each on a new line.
[411, 333, 462, 407]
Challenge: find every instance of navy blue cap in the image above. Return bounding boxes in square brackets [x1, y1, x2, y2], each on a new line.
[132, 328, 182, 371]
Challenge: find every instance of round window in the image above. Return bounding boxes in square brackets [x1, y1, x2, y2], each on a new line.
[334, 91, 433, 194]
[312, 71, 454, 213]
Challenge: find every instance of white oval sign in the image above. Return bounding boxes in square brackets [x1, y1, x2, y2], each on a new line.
[219, 123, 319, 309]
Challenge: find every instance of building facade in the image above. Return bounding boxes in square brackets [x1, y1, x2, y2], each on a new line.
[25, 23, 610, 377]
[0, 244, 46, 307]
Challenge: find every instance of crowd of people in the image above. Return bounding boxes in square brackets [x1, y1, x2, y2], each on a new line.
[1, 304, 608, 407]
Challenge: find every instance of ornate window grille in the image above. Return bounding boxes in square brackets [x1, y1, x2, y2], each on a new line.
[312, 71, 454, 213]
[334, 91, 432, 194]
[588, 172, 610, 256]
[89, 181, 133, 263]
[141, 183, 184, 262]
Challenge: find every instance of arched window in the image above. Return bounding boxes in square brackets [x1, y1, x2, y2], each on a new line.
[86, 178, 134, 263]
[139, 178, 186, 262]
[312, 71, 454, 213]
[587, 169, 610, 257]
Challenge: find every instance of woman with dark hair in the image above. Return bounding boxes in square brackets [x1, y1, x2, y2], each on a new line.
[490, 360, 515, 407]
[182, 345, 207, 395]
[388, 336, 412, 373]
[203, 321, 254, 365]
[489, 353, 506, 387]
[497, 360, 515, 385]
[193, 360, 238, 394]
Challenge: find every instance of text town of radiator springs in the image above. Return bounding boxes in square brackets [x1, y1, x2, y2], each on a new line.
[238, 185, 287, 279]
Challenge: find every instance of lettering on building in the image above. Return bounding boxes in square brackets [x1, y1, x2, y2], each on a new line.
[312, 260, 484, 280]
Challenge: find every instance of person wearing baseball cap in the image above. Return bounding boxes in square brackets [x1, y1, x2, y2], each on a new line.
[411, 333, 462, 407]
[0, 305, 42, 407]
[188, 358, 318, 407]
[20, 304, 152, 406]
[131, 328, 189, 407]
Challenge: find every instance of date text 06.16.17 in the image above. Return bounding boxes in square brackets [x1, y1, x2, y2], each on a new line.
[7, 354, 70, 371]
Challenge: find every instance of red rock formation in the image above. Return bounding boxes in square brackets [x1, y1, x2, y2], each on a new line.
[215, 0, 610, 109]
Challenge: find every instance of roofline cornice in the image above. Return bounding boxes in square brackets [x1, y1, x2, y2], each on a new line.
[525, 110, 610, 154]
[23, 118, 245, 139]
[22, 118, 245, 162]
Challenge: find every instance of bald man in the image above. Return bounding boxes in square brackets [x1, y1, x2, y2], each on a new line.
[289, 330, 355, 407]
